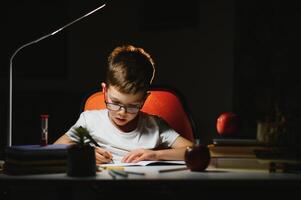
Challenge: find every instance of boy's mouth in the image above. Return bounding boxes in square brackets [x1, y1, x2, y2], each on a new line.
[115, 117, 126, 123]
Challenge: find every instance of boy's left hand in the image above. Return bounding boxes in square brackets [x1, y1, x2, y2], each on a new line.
[122, 148, 158, 163]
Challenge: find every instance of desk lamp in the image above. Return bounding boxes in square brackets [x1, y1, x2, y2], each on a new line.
[8, 3, 106, 146]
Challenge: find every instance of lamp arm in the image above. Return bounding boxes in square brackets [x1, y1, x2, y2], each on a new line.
[8, 3, 106, 146]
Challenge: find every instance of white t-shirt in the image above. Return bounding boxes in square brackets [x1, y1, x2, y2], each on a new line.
[66, 109, 179, 161]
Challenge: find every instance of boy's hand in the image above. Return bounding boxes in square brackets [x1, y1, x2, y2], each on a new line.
[94, 147, 113, 164]
[122, 148, 158, 163]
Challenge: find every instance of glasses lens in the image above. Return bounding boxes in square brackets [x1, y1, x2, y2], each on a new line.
[106, 103, 120, 111]
[126, 107, 140, 114]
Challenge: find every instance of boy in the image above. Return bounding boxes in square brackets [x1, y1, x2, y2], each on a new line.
[54, 44, 193, 164]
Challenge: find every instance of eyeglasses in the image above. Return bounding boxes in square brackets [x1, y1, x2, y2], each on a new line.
[105, 101, 142, 114]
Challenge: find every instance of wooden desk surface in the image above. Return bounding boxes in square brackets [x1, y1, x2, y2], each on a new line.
[1, 165, 300, 180]
[1, 165, 301, 200]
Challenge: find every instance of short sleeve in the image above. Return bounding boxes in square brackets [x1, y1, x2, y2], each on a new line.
[156, 116, 180, 148]
[65, 112, 88, 142]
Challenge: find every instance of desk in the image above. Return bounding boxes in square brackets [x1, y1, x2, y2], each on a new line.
[1, 165, 301, 200]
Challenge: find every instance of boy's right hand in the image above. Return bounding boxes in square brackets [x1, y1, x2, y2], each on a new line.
[94, 147, 113, 164]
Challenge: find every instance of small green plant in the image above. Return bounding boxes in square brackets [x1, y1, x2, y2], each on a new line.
[67, 126, 97, 177]
[71, 126, 94, 147]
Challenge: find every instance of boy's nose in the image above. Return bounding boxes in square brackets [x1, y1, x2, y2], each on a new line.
[118, 107, 127, 114]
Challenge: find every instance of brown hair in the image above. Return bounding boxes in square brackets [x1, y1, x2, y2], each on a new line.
[106, 44, 155, 94]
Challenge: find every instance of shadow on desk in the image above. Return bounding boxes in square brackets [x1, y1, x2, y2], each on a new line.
[1, 181, 300, 200]
[0, 175, 300, 200]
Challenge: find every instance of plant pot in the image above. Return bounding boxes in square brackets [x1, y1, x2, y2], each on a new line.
[67, 144, 96, 177]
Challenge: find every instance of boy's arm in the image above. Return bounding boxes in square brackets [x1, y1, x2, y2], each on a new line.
[54, 134, 74, 144]
[122, 136, 193, 162]
[170, 136, 194, 149]
[155, 136, 193, 160]
[54, 133, 113, 164]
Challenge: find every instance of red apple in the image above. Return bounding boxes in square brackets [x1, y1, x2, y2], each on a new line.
[216, 112, 238, 136]
[184, 144, 211, 171]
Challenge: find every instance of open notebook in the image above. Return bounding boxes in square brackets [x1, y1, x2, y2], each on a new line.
[93, 143, 186, 167]
[99, 160, 186, 168]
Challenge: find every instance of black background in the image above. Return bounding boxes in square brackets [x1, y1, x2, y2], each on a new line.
[1, 0, 300, 158]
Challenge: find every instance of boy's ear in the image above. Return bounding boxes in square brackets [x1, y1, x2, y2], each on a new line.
[101, 82, 106, 93]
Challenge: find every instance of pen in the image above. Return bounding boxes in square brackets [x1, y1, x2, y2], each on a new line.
[110, 169, 128, 178]
[83, 130, 114, 164]
[158, 167, 189, 173]
[124, 171, 145, 176]
[108, 170, 117, 179]
[82, 129, 101, 148]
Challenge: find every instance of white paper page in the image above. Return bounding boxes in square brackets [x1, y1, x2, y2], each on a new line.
[98, 160, 186, 168]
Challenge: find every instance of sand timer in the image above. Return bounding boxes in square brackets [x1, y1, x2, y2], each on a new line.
[40, 114, 49, 146]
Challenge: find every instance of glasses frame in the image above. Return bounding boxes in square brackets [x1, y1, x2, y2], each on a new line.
[103, 88, 145, 114]
[104, 101, 142, 114]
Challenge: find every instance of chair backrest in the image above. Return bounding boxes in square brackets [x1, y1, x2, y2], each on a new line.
[82, 87, 196, 142]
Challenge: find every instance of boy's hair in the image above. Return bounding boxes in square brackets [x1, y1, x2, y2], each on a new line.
[106, 44, 155, 94]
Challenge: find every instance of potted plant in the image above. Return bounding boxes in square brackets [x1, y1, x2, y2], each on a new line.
[67, 126, 96, 177]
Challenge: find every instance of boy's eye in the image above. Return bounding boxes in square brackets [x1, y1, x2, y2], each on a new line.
[124, 104, 140, 108]
[111, 101, 139, 108]
[111, 100, 121, 104]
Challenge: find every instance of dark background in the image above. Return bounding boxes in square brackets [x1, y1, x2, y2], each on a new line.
[1, 0, 300, 158]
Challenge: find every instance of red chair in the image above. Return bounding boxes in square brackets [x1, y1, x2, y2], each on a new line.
[82, 87, 196, 142]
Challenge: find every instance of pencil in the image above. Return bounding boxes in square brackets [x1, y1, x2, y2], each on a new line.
[158, 167, 189, 173]
[100, 166, 124, 170]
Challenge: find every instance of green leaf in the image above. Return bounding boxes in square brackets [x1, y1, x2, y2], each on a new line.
[71, 126, 93, 147]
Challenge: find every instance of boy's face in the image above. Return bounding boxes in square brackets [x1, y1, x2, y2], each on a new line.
[103, 83, 147, 129]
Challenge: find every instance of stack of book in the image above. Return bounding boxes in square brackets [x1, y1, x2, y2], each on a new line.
[3, 144, 69, 175]
[208, 139, 270, 170]
[254, 147, 301, 173]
